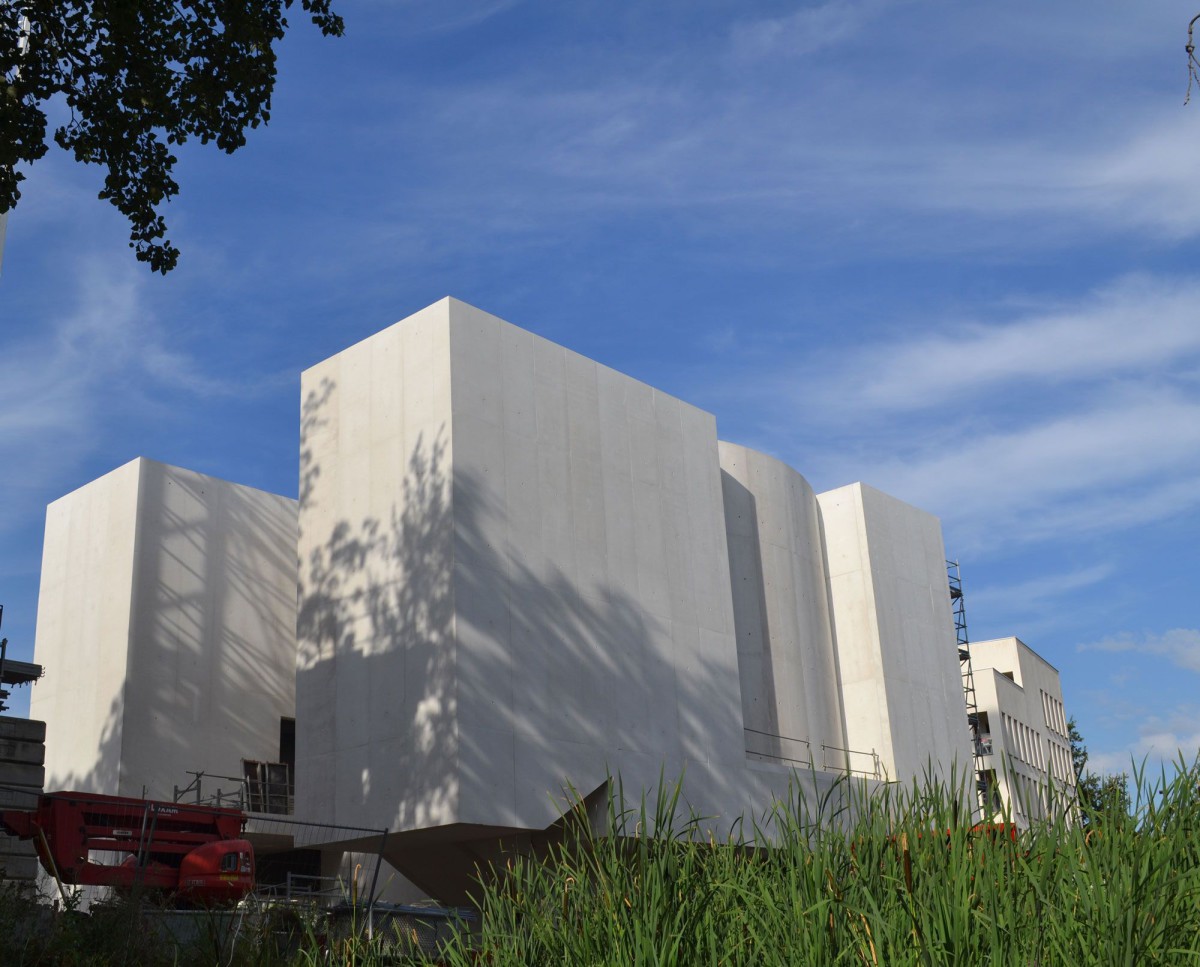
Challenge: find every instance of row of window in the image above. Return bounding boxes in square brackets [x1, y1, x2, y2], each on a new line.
[1001, 711, 1073, 785]
[1002, 712, 1045, 773]
[1006, 770, 1044, 822]
[1040, 688, 1068, 739]
[1047, 736, 1073, 784]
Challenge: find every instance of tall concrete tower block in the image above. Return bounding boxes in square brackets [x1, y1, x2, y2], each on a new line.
[718, 443, 846, 767]
[970, 636, 1076, 825]
[816, 483, 972, 784]
[296, 298, 841, 845]
[31, 458, 298, 799]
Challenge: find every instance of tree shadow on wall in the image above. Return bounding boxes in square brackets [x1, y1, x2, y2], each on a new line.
[133, 463, 297, 800]
[295, 378, 765, 902]
[297, 377, 459, 840]
[40, 458, 297, 806]
[42, 693, 123, 798]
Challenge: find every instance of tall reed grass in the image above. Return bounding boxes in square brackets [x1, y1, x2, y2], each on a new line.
[5, 761, 1200, 964]
[440, 760, 1200, 966]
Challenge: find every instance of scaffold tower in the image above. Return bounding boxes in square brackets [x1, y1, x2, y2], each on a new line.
[947, 561, 989, 812]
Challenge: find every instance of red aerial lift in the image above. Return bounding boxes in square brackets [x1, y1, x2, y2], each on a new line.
[1, 790, 255, 904]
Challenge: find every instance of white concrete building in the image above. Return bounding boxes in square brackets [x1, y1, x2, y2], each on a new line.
[293, 299, 971, 896]
[970, 636, 1076, 826]
[32, 298, 992, 901]
[31, 458, 298, 801]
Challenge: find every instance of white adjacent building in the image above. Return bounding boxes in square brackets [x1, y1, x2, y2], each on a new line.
[971, 636, 1077, 827]
[27, 298, 1070, 901]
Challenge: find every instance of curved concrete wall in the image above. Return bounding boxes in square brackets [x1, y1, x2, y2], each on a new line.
[718, 443, 846, 768]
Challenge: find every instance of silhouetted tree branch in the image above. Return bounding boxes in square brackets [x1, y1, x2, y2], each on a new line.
[0, 1, 343, 272]
[1186, 14, 1200, 104]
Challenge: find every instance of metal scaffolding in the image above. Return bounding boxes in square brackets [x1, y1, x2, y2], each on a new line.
[0, 606, 43, 714]
[947, 561, 990, 812]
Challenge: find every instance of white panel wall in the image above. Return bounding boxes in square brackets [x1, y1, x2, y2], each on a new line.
[123, 461, 298, 797]
[817, 483, 972, 784]
[718, 443, 846, 768]
[296, 300, 459, 832]
[31, 295, 1015, 901]
[32, 460, 141, 793]
[445, 302, 748, 831]
[33, 459, 298, 800]
[297, 298, 844, 851]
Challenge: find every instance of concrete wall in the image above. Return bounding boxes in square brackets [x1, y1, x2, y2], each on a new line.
[816, 483, 972, 784]
[297, 298, 796, 847]
[123, 461, 298, 797]
[971, 636, 1076, 824]
[33, 459, 297, 800]
[296, 300, 459, 834]
[32, 461, 141, 793]
[447, 301, 749, 831]
[718, 442, 845, 768]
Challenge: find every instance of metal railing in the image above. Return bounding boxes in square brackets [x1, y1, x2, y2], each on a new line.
[820, 743, 882, 780]
[744, 728, 813, 768]
[174, 766, 294, 815]
[744, 729, 882, 780]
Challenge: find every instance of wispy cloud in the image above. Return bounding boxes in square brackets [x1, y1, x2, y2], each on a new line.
[1090, 703, 1200, 775]
[735, 271, 1200, 550]
[865, 388, 1200, 523]
[729, 0, 888, 59]
[1079, 628, 1200, 674]
[804, 275, 1200, 415]
[393, 0, 525, 34]
[370, 50, 1200, 253]
[0, 256, 251, 534]
[969, 562, 1116, 615]
[907, 114, 1200, 240]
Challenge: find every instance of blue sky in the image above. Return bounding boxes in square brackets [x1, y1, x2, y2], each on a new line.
[2, 0, 1198, 776]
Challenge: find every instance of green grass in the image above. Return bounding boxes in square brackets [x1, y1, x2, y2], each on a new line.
[5, 761, 1200, 965]
[441, 761, 1200, 967]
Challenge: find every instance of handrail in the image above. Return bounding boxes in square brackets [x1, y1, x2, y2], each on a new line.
[820, 743, 882, 779]
[743, 730, 881, 779]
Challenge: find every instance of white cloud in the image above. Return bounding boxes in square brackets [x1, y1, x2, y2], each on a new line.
[1090, 704, 1200, 776]
[397, 0, 525, 34]
[1014, 473, 1200, 543]
[266, 2, 1200, 272]
[1079, 628, 1200, 674]
[1072, 637, 1200, 776]
[730, 0, 884, 59]
[888, 113, 1200, 240]
[805, 275, 1200, 415]
[968, 562, 1116, 615]
[826, 388, 1200, 544]
[386, 62, 1200, 251]
[0, 256, 246, 534]
[741, 272, 1200, 550]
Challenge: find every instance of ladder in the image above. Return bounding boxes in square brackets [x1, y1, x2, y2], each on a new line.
[947, 561, 988, 812]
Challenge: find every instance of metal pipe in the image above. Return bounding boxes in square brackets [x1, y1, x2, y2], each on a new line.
[35, 823, 70, 907]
